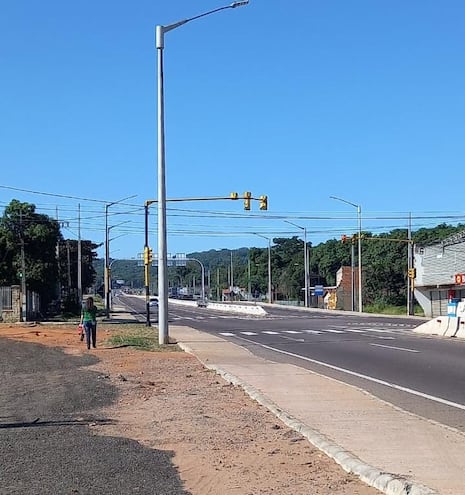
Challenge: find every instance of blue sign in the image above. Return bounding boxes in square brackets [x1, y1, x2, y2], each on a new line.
[314, 285, 324, 296]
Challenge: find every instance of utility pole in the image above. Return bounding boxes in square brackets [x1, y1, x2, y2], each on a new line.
[18, 211, 27, 321]
[351, 236, 356, 311]
[230, 251, 234, 296]
[284, 221, 309, 307]
[55, 207, 62, 305]
[247, 252, 251, 301]
[66, 241, 71, 288]
[407, 213, 414, 316]
[104, 195, 137, 318]
[20, 237, 27, 321]
[77, 203, 82, 303]
[144, 203, 151, 326]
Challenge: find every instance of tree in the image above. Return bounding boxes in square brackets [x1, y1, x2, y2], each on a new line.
[58, 239, 99, 302]
[0, 199, 100, 315]
[0, 199, 62, 307]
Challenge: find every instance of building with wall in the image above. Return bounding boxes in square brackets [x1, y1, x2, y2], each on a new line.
[414, 231, 465, 317]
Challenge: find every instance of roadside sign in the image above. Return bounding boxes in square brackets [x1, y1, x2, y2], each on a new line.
[314, 285, 324, 296]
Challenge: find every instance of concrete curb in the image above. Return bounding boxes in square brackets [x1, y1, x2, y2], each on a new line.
[177, 341, 438, 495]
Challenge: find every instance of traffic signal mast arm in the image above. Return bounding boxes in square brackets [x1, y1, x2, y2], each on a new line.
[145, 192, 268, 210]
[143, 192, 268, 326]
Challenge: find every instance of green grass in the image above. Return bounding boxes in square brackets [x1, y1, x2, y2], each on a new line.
[364, 303, 425, 317]
[105, 324, 180, 351]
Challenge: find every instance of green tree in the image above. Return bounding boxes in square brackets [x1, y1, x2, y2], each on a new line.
[59, 239, 99, 300]
[0, 199, 62, 307]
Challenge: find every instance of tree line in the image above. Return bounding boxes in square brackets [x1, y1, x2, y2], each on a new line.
[0, 200, 98, 314]
[2, 199, 463, 312]
[107, 223, 464, 307]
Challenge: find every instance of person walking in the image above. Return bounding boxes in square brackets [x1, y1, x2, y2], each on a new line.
[80, 297, 98, 349]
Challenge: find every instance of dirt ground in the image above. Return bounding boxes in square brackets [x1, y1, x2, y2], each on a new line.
[0, 322, 381, 495]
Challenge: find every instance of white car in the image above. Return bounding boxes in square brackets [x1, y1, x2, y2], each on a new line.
[149, 297, 158, 307]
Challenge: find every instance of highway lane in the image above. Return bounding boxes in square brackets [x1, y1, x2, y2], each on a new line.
[117, 295, 465, 432]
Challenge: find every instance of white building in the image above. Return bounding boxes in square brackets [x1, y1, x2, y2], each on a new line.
[414, 231, 465, 317]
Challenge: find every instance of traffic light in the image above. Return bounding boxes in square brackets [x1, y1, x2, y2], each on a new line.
[259, 195, 268, 210]
[230, 192, 239, 200]
[408, 268, 416, 279]
[144, 247, 153, 265]
[341, 234, 347, 244]
[244, 191, 251, 210]
[351, 234, 357, 244]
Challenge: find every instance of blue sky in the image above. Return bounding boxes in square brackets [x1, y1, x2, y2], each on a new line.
[1, 1, 465, 260]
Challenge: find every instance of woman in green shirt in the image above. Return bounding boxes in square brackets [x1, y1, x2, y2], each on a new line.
[80, 296, 98, 349]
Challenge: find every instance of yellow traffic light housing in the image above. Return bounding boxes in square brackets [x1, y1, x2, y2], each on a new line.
[408, 268, 416, 279]
[259, 195, 268, 211]
[144, 247, 153, 265]
[230, 192, 239, 200]
[244, 191, 251, 210]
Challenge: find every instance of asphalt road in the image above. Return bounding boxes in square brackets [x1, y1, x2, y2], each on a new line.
[118, 295, 465, 432]
[0, 337, 190, 495]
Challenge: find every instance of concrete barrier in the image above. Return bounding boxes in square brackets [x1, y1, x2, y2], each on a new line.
[455, 319, 465, 339]
[167, 298, 267, 316]
[206, 302, 267, 316]
[414, 316, 461, 338]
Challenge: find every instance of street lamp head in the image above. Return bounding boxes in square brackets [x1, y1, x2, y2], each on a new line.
[231, 0, 249, 7]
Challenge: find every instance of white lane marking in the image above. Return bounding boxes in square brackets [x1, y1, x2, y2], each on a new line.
[303, 330, 323, 334]
[322, 329, 345, 334]
[240, 331, 258, 336]
[219, 332, 235, 337]
[370, 343, 419, 353]
[363, 328, 393, 334]
[233, 336, 465, 412]
[343, 329, 365, 333]
[282, 330, 302, 334]
[262, 331, 280, 335]
[280, 335, 305, 342]
[376, 336, 395, 340]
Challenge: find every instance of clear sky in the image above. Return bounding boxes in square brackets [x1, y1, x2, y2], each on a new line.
[1, 1, 464, 260]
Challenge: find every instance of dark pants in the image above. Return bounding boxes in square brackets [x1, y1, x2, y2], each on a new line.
[83, 321, 97, 349]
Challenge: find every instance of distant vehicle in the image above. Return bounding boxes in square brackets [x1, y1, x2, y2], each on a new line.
[149, 297, 158, 307]
[196, 299, 207, 308]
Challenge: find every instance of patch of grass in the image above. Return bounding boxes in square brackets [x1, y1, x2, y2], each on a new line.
[104, 324, 180, 351]
[364, 303, 425, 317]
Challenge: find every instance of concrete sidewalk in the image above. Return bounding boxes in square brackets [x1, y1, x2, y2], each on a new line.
[171, 326, 465, 495]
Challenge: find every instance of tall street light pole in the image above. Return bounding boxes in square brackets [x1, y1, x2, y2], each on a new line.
[254, 233, 272, 304]
[107, 223, 130, 313]
[330, 196, 363, 312]
[104, 195, 136, 318]
[285, 220, 309, 307]
[156, 1, 249, 345]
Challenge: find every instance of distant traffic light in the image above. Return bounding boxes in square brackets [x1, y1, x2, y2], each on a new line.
[408, 268, 416, 279]
[144, 247, 153, 265]
[244, 191, 251, 210]
[259, 195, 268, 211]
[230, 192, 239, 200]
[341, 234, 347, 244]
